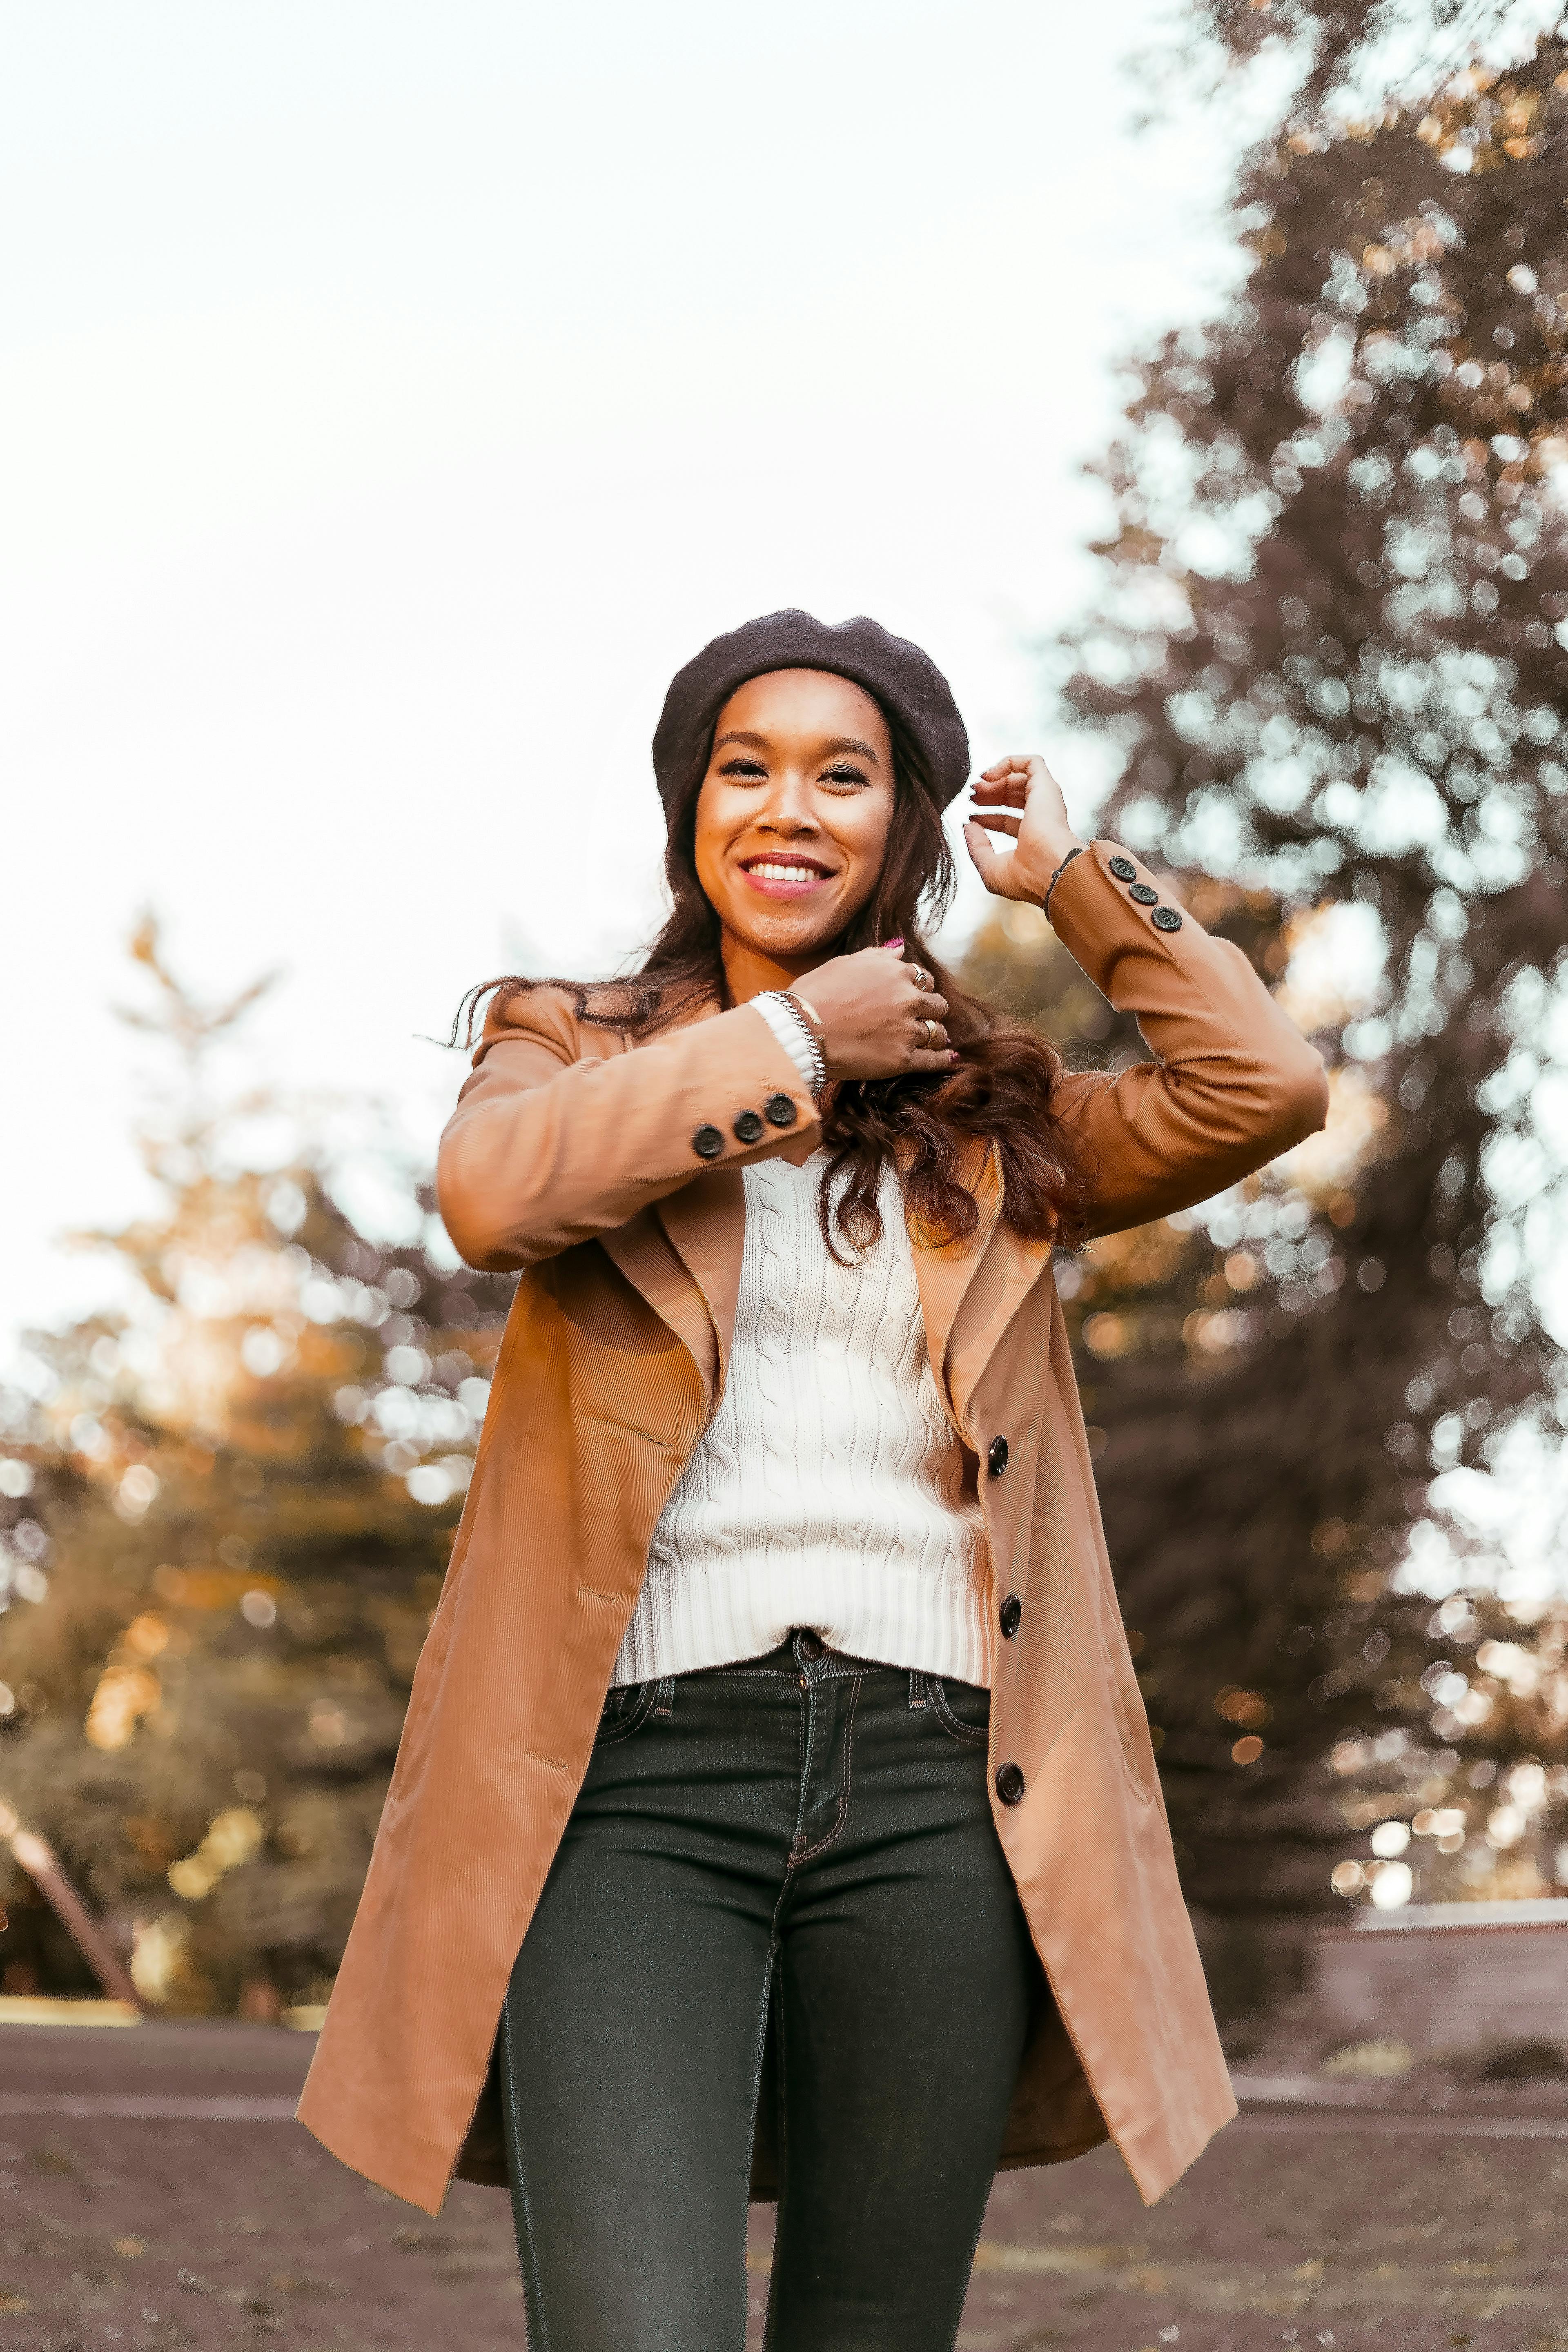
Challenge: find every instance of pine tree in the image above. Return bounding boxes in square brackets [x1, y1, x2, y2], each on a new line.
[971, 2, 1568, 1942]
[0, 926, 512, 2011]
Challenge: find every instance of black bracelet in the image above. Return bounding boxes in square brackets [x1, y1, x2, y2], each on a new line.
[1042, 844, 1085, 916]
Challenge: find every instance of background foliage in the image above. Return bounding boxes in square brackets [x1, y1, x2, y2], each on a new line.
[964, 0, 1568, 1969]
[4, 0, 1568, 2018]
[0, 933, 512, 2011]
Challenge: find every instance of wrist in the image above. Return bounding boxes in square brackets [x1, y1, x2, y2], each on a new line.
[755, 990, 826, 1102]
[1018, 836, 1087, 905]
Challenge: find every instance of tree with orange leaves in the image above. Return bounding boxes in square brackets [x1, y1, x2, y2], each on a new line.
[973, 2, 1568, 1988]
[0, 927, 512, 2011]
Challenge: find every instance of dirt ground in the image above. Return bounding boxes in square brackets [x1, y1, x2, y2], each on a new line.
[2, 2018, 1568, 2351]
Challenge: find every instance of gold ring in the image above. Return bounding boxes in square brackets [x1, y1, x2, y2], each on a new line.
[922, 1017, 940, 1049]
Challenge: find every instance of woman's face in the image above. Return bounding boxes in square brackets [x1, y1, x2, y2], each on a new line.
[692, 668, 896, 966]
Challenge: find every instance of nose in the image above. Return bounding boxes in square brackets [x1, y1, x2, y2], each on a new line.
[756, 771, 820, 835]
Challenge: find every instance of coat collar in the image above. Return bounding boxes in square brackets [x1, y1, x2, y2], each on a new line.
[649, 1132, 1038, 1439]
[603, 1003, 1049, 1438]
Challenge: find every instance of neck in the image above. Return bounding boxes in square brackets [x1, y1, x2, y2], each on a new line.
[719, 933, 822, 1008]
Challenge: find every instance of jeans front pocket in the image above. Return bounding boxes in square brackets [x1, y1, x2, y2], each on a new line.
[926, 1675, 991, 1748]
[592, 1682, 657, 1747]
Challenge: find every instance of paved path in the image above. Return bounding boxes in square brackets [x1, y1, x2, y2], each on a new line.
[2, 2020, 1567, 2349]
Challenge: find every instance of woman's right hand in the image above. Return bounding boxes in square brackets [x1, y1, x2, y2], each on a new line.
[793, 942, 956, 1081]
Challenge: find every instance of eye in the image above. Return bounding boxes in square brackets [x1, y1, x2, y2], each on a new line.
[719, 758, 768, 780]
[821, 765, 869, 786]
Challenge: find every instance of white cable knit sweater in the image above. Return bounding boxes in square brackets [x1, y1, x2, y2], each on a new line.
[612, 1152, 991, 1689]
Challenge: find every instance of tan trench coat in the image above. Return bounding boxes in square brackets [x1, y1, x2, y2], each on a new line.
[298, 840, 1328, 2215]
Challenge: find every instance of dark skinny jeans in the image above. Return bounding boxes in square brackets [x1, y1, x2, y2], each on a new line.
[499, 1631, 1045, 2351]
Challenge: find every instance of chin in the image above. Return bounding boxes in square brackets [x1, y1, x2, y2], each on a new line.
[748, 921, 833, 957]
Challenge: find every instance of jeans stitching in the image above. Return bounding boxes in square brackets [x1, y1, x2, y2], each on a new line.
[787, 1673, 817, 1859]
[591, 1683, 657, 1747]
[928, 1676, 990, 1747]
[788, 1671, 862, 1866]
[705, 1666, 800, 1679]
[763, 1953, 791, 2351]
[744, 1930, 778, 2286]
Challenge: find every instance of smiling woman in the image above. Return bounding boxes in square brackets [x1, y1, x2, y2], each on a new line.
[298, 608, 1330, 2352]
[450, 612, 1094, 1259]
[699, 672, 900, 927]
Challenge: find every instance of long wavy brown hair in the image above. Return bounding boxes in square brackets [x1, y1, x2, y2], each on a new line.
[456, 699, 1092, 1255]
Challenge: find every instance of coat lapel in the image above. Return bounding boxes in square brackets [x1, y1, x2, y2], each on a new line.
[597, 1212, 723, 1419]
[906, 1142, 1002, 1429]
[909, 1143, 1057, 1437]
[946, 1230, 1056, 1434]
[585, 1002, 748, 1406]
[653, 1167, 747, 1386]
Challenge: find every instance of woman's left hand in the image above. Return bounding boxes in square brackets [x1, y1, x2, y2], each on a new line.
[963, 755, 1086, 906]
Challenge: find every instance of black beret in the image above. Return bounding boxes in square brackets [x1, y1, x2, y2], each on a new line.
[652, 609, 969, 822]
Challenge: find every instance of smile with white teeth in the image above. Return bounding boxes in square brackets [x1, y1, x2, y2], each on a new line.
[747, 862, 826, 880]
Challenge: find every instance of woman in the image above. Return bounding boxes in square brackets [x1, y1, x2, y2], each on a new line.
[299, 610, 1327, 2348]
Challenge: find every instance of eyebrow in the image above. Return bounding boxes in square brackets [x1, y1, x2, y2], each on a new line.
[714, 731, 882, 762]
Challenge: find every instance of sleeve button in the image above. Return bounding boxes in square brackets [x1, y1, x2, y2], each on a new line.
[987, 1434, 1009, 1478]
[999, 1595, 1022, 1639]
[733, 1109, 764, 1144]
[1152, 906, 1183, 932]
[764, 1094, 797, 1128]
[1129, 882, 1159, 906]
[692, 1125, 724, 1159]
[995, 1762, 1026, 1806]
[1108, 855, 1137, 882]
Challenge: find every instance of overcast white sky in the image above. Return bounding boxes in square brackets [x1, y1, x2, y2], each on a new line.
[3, 0, 1256, 1350]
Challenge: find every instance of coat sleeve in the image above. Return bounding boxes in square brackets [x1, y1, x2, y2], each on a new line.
[1044, 842, 1330, 1241]
[436, 989, 818, 1270]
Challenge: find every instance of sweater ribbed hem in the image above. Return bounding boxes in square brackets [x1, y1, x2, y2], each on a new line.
[612, 1546, 992, 1690]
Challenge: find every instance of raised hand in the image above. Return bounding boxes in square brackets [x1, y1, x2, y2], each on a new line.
[963, 756, 1085, 906]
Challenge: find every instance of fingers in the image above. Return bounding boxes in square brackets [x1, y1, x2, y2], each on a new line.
[976, 754, 1048, 788]
[963, 820, 1021, 901]
[967, 808, 1022, 836]
[973, 755, 1058, 823]
[979, 755, 1042, 781]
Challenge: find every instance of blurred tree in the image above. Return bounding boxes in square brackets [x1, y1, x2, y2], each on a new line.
[0, 924, 511, 2011]
[973, 1, 1568, 1941]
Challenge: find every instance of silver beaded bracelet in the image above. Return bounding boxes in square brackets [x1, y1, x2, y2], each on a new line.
[761, 990, 827, 1102]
